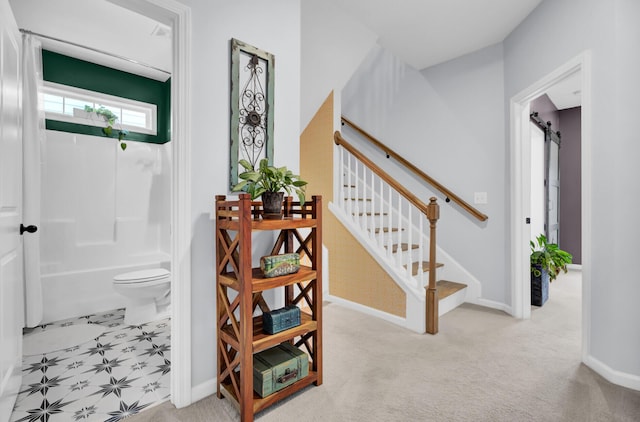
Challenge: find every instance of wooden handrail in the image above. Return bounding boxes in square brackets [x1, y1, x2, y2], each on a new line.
[334, 131, 432, 216]
[335, 130, 441, 335]
[341, 116, 488, 222]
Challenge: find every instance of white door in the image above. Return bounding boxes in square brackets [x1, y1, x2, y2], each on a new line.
[530, 123, 545, 243]
[0, 0, 23, 420]
[547, 137, 560, 244]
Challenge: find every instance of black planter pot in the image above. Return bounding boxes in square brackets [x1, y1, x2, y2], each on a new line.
[261, 191, 284, 219]
[531, 264, 549, 306]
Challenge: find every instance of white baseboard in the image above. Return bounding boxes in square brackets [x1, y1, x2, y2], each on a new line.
[584, 355, 640, 391]
[191, 378, 217, 404]
[470, 297, 513, 315]
[326, 294, 409, 329]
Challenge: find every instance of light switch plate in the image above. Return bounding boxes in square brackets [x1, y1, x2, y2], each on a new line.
[474, 192, 487, 204]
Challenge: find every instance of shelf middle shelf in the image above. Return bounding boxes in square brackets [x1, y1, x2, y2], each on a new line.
[219, 266, 317, 293]
[220, 311, 317, 354]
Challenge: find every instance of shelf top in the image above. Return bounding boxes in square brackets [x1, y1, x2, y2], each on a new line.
[215, 194, 321, 229]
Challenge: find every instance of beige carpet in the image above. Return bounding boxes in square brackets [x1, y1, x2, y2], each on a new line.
[129, 270, 640, 421]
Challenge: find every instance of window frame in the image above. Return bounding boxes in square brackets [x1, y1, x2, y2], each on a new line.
[43, 81, 158, 136]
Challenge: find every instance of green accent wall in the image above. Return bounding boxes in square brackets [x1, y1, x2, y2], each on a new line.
[42, 50, 171, 144]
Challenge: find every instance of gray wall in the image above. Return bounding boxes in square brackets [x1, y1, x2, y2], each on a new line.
[342, 43, 508, 304]
[342, 0, 640, 384]
[530, 93, 560, 132]
[505, 0, 640, 381]
[178, 0, 301, 388]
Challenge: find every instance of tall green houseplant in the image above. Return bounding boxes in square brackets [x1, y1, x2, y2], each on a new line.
[530, 234, 572, 306]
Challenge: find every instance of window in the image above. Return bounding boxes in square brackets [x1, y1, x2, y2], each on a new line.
[43, 82, 157, 135]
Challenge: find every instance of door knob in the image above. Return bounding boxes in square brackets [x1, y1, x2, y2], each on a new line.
[20, 224, 38, 235]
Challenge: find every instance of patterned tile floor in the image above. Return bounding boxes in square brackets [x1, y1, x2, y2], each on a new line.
[10, 309, 170, 422]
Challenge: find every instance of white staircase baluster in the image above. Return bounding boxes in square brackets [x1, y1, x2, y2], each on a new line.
[387, 188, 393, 259]
[347, 154, 355, 220]
[353, 156, 359, 224]
[396, 195, 403, 268]
[362, 165, 369, 233]
[339, 147, 345, 205]
[378, 176, 384, 249]
[419, 216, 425, 287]
[369, 168, 375, 241]
[408, 204, 413, 281]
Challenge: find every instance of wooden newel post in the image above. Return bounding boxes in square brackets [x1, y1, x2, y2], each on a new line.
[426, 197, 439, 335]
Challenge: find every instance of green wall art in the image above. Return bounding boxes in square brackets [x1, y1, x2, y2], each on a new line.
[229, 38, 275, 189]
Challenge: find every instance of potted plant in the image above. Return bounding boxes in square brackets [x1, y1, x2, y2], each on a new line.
[231, 158, 307, 219]
[530, 234, 573, 306]
[76, 106, 129, 150]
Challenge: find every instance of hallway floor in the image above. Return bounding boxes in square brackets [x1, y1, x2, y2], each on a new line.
[10, 309, 170, 422]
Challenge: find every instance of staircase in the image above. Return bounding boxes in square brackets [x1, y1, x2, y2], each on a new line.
[329, 126, 484, 334]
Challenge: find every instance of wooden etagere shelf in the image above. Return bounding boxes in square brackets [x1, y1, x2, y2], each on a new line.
[215, 193, 323, 422]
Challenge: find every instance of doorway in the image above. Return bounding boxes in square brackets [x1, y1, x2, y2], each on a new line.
[510, 52, 591, 361]
[5, 0, 192, 417]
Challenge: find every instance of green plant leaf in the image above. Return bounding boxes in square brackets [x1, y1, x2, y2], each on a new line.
[238, 171, 259, 181]
[530, 233, 572, 282]
[120, 142, 127, 151]
[238, 159, 254, 171]
[231, 158, 307, 203]
[231, 180, 249, 192]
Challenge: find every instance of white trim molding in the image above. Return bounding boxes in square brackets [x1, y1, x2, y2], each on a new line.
[169, 1, 193, 408]
[115, 0, 193, 409]
[191, 378, 217, 404]
[584, 355, 640, 391]
[509, 50, 592, 374]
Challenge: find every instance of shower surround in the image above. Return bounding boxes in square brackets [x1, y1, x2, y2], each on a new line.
[38, 131, 171, 324]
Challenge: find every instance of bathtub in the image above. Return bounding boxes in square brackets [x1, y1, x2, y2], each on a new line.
[41, 259, 170, 324]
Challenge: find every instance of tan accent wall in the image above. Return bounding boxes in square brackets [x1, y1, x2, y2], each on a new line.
[300, 92, 405, 318]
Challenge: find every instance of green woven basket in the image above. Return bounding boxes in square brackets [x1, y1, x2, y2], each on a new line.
[260, 253, 300, 278]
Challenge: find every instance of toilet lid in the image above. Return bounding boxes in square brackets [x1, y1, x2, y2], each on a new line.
[114, 268, 170, 284]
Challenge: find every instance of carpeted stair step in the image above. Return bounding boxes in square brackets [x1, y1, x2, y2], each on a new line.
[352, 211, 388, 216]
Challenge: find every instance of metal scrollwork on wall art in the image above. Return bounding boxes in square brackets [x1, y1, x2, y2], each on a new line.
[230, 38, 275, 188]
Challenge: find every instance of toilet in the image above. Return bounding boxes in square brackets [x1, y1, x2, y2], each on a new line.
[113, 268, 171, 326]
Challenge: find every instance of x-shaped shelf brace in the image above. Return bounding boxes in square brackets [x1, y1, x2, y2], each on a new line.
[218, 289, 273, 400]
[271, 229, 314, 260]
[217, 229, 240, 279]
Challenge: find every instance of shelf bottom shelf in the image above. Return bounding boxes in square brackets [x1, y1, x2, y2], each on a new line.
[219, 370, 320, 415]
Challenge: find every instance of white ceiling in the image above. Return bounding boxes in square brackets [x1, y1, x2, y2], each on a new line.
[544, 71, 582, 110]
[9, 0, 172, 81]
[323, 0, 544, 70]
[9, 0, 580, 109]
